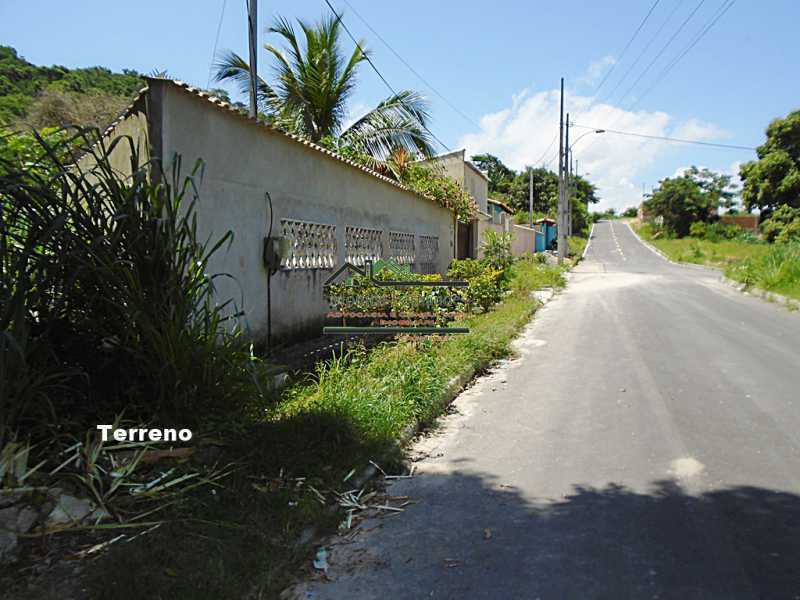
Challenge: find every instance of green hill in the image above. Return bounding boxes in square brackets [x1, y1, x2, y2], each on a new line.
[0, 45, 144, 127]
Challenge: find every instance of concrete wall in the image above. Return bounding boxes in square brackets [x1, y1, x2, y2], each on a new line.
[511, 224, 537, 256]
[147, 80, 454, 342]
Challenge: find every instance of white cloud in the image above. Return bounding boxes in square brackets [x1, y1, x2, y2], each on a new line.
[457, 84, 730, 212]
[672, 118, 732, 141]
[578, 55, 616, 87]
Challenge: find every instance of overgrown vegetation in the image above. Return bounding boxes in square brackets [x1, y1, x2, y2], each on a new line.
[81, 256, 566, 600]
[635, 222, 769, 268]
[0, 129, 271, 449]
[725, 241, 800, 300]
[278, 256, 565, 452]
[401, 163, 478, 223]
[0, 46, 143, 126]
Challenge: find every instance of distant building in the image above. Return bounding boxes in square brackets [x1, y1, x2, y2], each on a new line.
[418, 149, 489, 259]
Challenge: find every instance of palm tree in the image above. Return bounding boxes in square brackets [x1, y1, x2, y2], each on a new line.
[214, 15, 436, 169]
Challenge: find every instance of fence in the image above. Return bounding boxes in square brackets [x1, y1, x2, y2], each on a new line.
[101, 79, 455, 342]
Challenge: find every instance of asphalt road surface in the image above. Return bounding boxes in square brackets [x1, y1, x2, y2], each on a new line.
[290, 221, 800, 600]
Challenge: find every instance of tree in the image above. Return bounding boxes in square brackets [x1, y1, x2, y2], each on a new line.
[760, 204, 800, 243]
[214, 15, 434, 168]
[740, 110, 800, 217]
[622, 207, 638, 218]
[0, 45, 143, 126]
[471, 153, 515, 194]
[643, 168, 722, 236]
[684, 166, 735, 210]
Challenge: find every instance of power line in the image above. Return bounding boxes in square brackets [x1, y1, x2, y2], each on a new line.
[571, 123, 756, 150]
[632, 0, 736, 109]
[323, 0, 451, 151]
[535, 132, 559, 167]
[575, 1, 680, 165]
[207, 0, 228, 89]
[616, 0, 707, 108]
[594, 0, 661, 95]
[340, 0, 482, 131]
[600, 0, 685, 105]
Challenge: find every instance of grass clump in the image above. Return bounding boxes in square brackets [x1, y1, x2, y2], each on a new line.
[725, 241, 800, 300]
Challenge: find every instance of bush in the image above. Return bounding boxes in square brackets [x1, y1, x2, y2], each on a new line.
[448, 258, 507, 312]
[761, 205, 800, 244]
[481, 229, 514, 274]
[688, 220, 751, 243]
[0, 128, 270, 447]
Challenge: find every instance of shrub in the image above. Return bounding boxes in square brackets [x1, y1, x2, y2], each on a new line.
[325, 268, 452, 315]
[0, 128, 270, 447]
[480, 229, 514, 274]
[447, 258, 507, 312]
[689, 221, 709, 239]
[761, 205, 800, 244]
[689, 221, 746, 242]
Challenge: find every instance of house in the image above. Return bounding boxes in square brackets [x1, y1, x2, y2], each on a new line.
[85, 77, 456, 343]
[487, 198, 513, 227]
[417, 149, 490, 259]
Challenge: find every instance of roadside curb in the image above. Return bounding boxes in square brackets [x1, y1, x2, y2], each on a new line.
[286, 275, 566, 595]
[350, 285, 559, 489]
[628, 223, 797, 310]
[625, 222, 718, 272]
[720, 276, 799, 310]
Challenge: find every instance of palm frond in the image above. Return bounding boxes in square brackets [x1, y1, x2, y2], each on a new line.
[341, 90, 435, 160]
[212, 50, 280, 114]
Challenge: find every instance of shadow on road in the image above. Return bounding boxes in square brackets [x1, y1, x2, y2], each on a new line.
[316, 469, 800, 599]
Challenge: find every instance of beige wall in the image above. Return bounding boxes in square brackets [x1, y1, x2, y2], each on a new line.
[149, 81, 454, 342]
[511, 224, 537, 256]
[420, 150, 490, 258]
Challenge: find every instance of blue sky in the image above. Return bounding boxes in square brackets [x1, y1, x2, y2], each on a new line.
[2, 0, 798, 210]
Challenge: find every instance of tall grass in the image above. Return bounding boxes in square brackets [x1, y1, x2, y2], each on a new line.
[725, 241, 800, 300]
[276, 259, 565, 447]
[0, 128, 269, 448]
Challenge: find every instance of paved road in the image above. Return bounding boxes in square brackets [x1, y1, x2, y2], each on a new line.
[292, 221, 800, 599]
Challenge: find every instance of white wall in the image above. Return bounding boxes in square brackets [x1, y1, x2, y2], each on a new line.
[149, 80, 454, 342]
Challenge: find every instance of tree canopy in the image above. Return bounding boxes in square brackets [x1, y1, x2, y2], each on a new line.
[740, 110, 800, 216]
[470, 153, 598, 235]
[0, 46, 143, 126]
[643, 167, 733, 236]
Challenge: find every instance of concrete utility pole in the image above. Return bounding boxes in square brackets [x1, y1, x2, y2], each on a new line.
[529, 166, 534, 231]
[563, 112, 571, 256]
[557, 78, 566, 263]
[247, 0, 258, 119]
[567, 146, 575, 236]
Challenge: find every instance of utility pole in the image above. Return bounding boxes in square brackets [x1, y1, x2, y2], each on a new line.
[247, 0, 258, 119]
[557, 78, 566, 263]
[564, 114, 570, 249]
[528, 166, 534, 231]
[567, 146, 575, 236]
